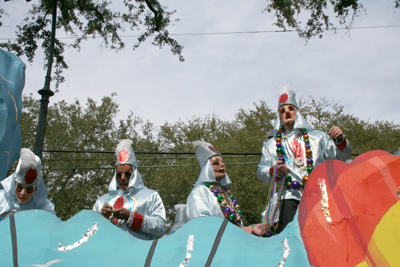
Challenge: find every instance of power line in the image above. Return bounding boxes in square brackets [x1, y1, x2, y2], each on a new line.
[7, 161, 260, 172]
[42, 150, 262, 156]
[1, 25, 399, 41]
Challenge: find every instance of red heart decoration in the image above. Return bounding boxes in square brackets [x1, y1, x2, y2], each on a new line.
[299, 150, 400, 267]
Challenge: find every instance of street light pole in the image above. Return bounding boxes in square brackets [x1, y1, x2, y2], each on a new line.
[33, 0, 57, 158]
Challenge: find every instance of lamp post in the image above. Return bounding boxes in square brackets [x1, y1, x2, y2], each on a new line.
[33, 0, 57, 158]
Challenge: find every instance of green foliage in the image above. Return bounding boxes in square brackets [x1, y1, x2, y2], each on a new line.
[1, 0, 183, 88]
[299, 96, 400, 155]
[265, 0, 365, 41]
[18, 94, 400, 227]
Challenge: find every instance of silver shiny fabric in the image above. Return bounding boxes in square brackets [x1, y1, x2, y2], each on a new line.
[167, 204, 187, 235]
[257, 128, 351, 201]
[94, 139, 166, 240]
[0, 174, 55, 221]
[93, 187, 167, 240]
[193, 160, 232, 186]
[186, 184, 224, 221]
[272, 110, 313, 136]
[110, 139, 144, 190]
[186, 142, 236, 223]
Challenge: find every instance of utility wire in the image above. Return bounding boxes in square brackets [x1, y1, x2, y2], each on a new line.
[7, 161, 260, 172]
[1, 25, 399, 41]
[42, 150, 262, 156]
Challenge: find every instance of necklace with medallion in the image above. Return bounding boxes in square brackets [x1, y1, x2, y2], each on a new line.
[276, 127, 314, 190]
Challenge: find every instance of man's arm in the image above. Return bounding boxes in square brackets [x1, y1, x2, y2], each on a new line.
[257, 142, 275, 185]
[324, 126, 351, 161]
[127, 192, 167, 237]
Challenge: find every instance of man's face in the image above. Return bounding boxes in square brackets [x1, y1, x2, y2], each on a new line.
[15, 182, 35, 204]
[279, 104, 297, 129]
[116, 164, 133, 190]
[209, 155, 226, 182]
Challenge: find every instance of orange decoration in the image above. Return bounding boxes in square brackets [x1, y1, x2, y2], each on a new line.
[298, 150, 400, 267]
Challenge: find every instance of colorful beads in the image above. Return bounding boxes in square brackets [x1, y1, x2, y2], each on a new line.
[221, 200, 227, 207]
[276, 128, 315, 190]
[207, 182, 242, 226]
[284, 175, 292, 186]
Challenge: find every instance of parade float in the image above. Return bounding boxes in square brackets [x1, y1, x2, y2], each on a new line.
[0, 149, 398, 266]
[0, 46, 399, 267]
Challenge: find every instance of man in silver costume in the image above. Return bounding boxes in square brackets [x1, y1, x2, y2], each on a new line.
[93, 139, 166, 240]
[0, 148, 55, 221]
[257, 85, 351, 234]
[186, 141, 244, 227]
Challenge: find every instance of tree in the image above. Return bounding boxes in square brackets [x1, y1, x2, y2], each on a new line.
[299, 96, 400, 155]
[1, 0, 184, 88]
[265, 0, 399, 41]
[19, 93, 159, 220]
[18, 94, 400, 226]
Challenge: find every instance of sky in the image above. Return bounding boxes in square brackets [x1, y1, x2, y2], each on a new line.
[2, 0, 400, 129]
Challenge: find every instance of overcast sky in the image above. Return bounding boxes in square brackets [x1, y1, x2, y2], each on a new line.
[2, 0, 400, 129]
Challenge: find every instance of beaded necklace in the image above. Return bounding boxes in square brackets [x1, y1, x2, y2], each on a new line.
[260, 165, 285, 236]
[205, 181, 243, 226]
[261, 127, 315, 237]
[276, 126, 314, 190]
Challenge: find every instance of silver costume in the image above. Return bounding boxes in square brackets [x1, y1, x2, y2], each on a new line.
[93, 139, 166, 240]
[186, 141, 233, 222]
[257, 127, 351, 201]
[186, 183, 224, 220]
[93, 187, 166, 240]
[257, 88, 351, 201]
[0, 149, 55, 221]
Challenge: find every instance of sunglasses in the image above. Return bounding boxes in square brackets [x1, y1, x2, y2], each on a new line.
[15, 183, 35, 194]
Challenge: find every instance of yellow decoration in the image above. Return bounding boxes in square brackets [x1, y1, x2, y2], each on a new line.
[355, 201, 400, 267]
